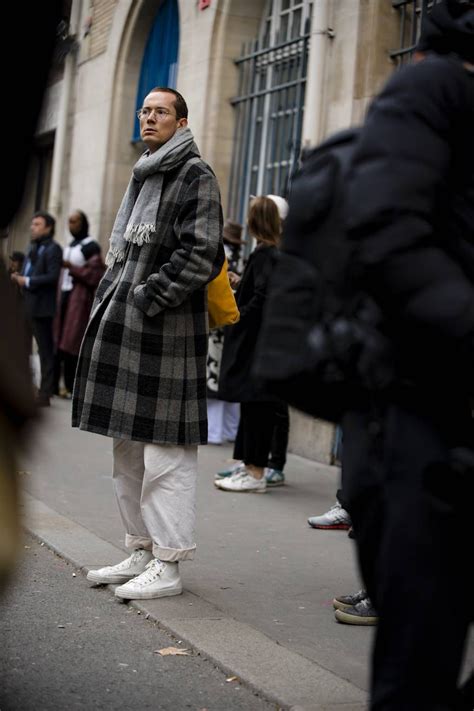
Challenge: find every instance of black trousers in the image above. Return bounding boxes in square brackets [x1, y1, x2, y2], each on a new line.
[31, 317, 55, 398]
[54, 350, 78, 393]
[268, 403, 290, 471]
[54, 291, 77, 394]
[341, 391, 473, 710]
[233, 402, 289, 469]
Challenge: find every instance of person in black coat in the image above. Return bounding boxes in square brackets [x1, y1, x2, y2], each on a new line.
[12, 211, 62, 406]
[342, 1, 474, 708]
[216, 196, 288, 493]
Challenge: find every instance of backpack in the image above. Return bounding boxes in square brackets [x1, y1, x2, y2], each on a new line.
[252, 128, 393, 423]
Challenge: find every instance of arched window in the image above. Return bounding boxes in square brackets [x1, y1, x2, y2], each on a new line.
[132, 0, 179, 142]
[228, 0, 312, 225]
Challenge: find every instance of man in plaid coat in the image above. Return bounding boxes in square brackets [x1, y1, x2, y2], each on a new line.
[74, 88, 223, 600]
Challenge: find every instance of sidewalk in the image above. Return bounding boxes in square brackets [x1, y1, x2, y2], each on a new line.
[21, 399, 371, 709]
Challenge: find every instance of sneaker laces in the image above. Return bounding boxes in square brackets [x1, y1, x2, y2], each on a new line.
[131, 559, 165, 586]
[225, 461, 245, 476]
[237, 471, 264, 486]
[113, 549, 147, 571]
[228, 467, 248, 481]
[216, 462, 245, 479]
[356, 596, 373, 612]
[337, 589, 366, 604]
[327, 502, 350, 522]
[351, 589, 367, 602]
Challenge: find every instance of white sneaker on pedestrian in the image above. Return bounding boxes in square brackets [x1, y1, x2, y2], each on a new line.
[215, 469, 267, 493]
[264, 467, 285, 487]
[308, 501, 351, 530]
[86, 549, 154, 584]
[215, 460, 245, 480]
[114, 558, 182, 600]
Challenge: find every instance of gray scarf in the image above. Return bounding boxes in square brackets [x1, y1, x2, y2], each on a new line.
[105, 126, 197, 267]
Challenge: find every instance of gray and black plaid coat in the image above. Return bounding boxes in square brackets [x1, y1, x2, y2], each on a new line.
[72, 152, 223, 445]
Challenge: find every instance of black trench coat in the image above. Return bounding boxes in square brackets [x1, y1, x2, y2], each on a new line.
[218, 243, 278, 403]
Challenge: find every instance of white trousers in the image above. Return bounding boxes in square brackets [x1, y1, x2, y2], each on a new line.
[207, 399, 240, 444]
[112, 438, 198, 562]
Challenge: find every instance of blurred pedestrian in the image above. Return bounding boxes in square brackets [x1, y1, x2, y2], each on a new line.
[0, 0, 62, 591]
[222, 218, 245, 272]
[76, 87, 224, 600]
[343, 1, 474, 706]
[216, 196, 289, 493]
[54, 210, 103, 397]
[11, 211, 62, 407]
[206, 219, 245, 445]
[8, 251, 24, 276]
[216, 196, 290, 488]
[0, 254, 36, 591]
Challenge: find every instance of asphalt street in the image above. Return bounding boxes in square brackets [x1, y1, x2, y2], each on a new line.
[0, 535, 275, 711]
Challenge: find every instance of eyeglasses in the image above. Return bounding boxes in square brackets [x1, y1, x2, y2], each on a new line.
[136, 107, 175, 121]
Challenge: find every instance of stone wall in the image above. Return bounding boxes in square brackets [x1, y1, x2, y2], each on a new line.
[176, 0, 266, 215]
[89, 0, 118, 59]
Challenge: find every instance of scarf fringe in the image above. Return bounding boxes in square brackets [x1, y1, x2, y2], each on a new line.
[105, 224, 155, 268]
[105, 248, 126, 268]
[124, 223, 155, 246]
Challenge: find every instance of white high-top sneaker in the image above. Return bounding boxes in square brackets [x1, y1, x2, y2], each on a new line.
[115, 558, 182, 600]
[86, 549, 154, 584]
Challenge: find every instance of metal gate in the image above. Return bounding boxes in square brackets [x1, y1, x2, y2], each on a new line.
[227, 0, 312, 228]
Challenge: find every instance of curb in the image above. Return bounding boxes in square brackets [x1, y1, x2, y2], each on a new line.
[22, 491, 367, 711]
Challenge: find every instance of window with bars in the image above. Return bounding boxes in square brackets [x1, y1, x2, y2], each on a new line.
[228, 0, 445, 230]
[227, 0, 312, 227]
[390, 0, 441, 65]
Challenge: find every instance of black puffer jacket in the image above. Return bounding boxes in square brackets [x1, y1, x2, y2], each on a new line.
[347, 54, 474, 391]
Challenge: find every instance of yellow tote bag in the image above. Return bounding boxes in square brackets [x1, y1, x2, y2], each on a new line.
[207, 257, 240, 330]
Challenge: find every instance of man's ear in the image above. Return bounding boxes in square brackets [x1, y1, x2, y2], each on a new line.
[178, 118, 188, 128]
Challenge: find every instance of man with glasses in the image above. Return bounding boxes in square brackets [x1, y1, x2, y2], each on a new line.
[74, 88, 224, 600]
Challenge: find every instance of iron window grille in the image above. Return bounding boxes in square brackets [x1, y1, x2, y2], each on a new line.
[227, 0, 312, 230]
[228, 0, 445, 237]
[390, 0, 442, 65]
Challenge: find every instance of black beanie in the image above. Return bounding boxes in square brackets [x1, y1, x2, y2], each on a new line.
[416, 0, 474, 63]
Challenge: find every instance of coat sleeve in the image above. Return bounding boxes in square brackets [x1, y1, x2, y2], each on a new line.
[28, 243, 62, 291]
[133, 170, 223, 317]
[346, 58, 474, 344]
